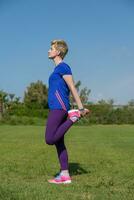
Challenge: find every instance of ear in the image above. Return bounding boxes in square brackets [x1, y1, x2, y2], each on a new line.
[57, 50, 60, 56]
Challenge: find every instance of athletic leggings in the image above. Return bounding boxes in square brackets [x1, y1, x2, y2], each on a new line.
[45, 109, 73, 170]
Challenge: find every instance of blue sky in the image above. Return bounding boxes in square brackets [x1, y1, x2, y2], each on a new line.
[0, 0, 134, 104]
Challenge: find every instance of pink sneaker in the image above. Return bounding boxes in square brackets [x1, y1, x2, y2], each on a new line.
[68, 109, 81, 122]
[48, 174, 72, 184]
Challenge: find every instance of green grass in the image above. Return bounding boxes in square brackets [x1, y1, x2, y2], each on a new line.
[0, 125, 134, 200]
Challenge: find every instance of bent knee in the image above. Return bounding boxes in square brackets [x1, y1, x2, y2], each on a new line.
[45, 138, 55, 145]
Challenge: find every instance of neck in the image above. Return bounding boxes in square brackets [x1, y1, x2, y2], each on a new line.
[53, 56, 63, 66]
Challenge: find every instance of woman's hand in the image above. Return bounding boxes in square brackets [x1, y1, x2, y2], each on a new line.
[79, 108, 91, 117]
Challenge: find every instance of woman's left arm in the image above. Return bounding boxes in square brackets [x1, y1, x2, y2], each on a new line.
[63, 75, 90, 116]
[63, 75, 83, 109]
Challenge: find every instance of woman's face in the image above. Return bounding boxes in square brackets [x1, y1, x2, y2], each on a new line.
[48, 45, 59, 59]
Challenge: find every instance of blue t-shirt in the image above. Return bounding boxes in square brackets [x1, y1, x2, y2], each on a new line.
[48, 62, 72, 111]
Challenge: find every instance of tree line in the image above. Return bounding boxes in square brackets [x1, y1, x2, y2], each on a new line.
[0, 80, 134, 125]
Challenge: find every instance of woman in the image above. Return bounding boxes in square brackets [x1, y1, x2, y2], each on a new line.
[45, 39, 89, 184]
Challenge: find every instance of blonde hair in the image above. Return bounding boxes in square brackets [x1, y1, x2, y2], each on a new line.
[51, 39, 68, 59]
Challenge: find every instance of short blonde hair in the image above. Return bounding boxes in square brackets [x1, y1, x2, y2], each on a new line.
[51, 39, 68, 59]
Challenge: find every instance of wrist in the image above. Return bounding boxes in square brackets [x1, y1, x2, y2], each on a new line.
[79, 108, 84, 111]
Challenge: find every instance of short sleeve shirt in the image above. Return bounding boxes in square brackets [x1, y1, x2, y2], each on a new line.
[48, 62, 72, 111]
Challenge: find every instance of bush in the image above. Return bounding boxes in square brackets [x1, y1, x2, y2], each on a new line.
[8, 104, 49, 118]
[1, 104, 134, 125]
[0, 115, 46, 126]
[85, 104, 134, 125]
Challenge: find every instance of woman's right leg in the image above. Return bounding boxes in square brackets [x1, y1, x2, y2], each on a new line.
[55, 136, 69, 171]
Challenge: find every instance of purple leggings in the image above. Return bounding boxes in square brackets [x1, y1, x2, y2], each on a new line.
[45, 109, 73, 170]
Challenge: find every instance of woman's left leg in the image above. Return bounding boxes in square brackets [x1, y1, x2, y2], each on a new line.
[45, 110, 73, 145]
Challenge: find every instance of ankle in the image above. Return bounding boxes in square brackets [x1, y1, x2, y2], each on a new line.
[60, 170, 70, 177]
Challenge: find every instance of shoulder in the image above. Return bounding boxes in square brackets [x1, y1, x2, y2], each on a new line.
[57, 62, 71, 70]
[62, 62, 71, 68]
[57, 62, 72, 75]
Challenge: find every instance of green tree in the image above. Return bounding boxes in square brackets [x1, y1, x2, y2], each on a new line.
[98, 99, 107, 105]
[24, 80, 48, 109]
[0, 90, 8, 119]
[80, 87, 91, 104]
[128, 99, 134, 106]
[107, 98, 114, 105]
[9, 93, 15, 102]
[75, 80, 81, 92]
[14, 97, 21, 104]
[98, 99, 114, 106]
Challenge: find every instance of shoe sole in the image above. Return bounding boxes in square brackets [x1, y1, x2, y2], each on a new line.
[48, 180, 72, 184]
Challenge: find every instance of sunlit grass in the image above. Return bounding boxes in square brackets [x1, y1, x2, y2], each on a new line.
[0, 125, 134, 200]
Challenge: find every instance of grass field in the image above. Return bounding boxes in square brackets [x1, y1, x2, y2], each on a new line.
[0, 125, 134, 200]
